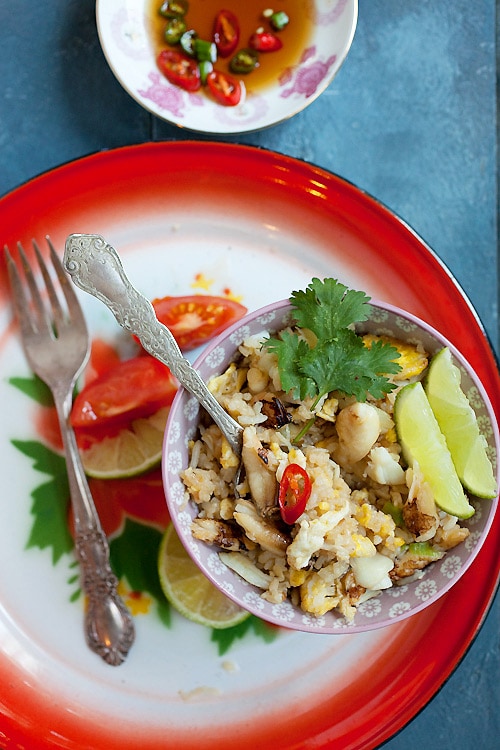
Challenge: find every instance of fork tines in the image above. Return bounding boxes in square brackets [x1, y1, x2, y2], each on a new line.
[5, 237, 84, 340]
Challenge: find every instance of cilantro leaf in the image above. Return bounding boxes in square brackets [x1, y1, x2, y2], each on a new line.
[290, 277, 370, 341]
[296, 330, 400, 401]
[264, 331, 315, 400]
[263, 278, 402, 406]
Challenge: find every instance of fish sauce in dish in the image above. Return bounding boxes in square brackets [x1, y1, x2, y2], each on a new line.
[149, 0, 315, 95]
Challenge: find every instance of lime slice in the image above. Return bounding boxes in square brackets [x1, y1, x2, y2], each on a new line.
[394, 382, 475, 518]
[80, 407, 169, 479]
[425, 347, 497, 499]
[158, 523, 250, 629]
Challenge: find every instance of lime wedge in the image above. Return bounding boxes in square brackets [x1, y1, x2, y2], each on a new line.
[80, 407, 169, 479]
[425, 347, 497, 499]
[158, 524, 250, 629]
[394, 382, 475, 518]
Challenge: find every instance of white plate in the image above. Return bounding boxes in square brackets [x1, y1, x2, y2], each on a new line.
[96, 0, 358, 134]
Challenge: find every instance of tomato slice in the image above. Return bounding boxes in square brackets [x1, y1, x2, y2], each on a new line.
[151, 295, 247, 351]
[206, 70, 242, 106]
[249, 31, 283, 52]
[71, 356, 178, 431]
[84, 339, 121, 386]
[157, 49, 201, 92]
[213, 9, 240, 58]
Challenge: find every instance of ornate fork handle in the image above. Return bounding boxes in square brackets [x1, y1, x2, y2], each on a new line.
[54, 388, 135, 666]
[63, 234, 243, 456]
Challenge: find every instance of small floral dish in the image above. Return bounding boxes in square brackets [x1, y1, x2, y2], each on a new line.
[96, 0, 358, 134]
[163, 297, 499, 634]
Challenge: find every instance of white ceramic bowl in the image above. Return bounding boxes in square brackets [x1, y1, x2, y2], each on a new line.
[162, 299, 499, 633]
[96, 0, 358, 134]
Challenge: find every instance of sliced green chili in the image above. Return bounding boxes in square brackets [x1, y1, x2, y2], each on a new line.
[230, 48, 259, 74]
[164, 17, 187, 45]
[180, 29, 197, 56]
[159, 0, 189, 18]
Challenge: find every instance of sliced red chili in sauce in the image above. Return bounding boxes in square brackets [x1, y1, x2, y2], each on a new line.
[206, 69, 242, 106]
[157, 49, 201, 91]
[213, 9, 240, 58]
[278, 463, 312, 525]
[249, 31, 283, 53]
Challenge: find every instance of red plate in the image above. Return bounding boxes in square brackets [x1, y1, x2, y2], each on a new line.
[0, 142, 498, 749]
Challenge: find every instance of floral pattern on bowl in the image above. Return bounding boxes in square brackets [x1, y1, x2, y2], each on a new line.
[163, 299, 499, 635]
[96, 0, 358, 134]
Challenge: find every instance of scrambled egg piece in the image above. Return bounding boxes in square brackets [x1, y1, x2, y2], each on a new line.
[220, 437, 239, 469]
[362, 334, 428, 380]
[355, 502, 396, 538]
[351, 533, 377, 557]
[287, 508, 349, 569]
[300, 568, 340, 616]
[208, 362, 247, 396]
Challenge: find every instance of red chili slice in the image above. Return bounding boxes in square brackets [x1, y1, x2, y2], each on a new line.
[206, 70, 242, 106]
[213, 10, 240, 58]
[249, 31, 283, 53]
[157, 49, 201, 92]
[278, 464, 312, 525]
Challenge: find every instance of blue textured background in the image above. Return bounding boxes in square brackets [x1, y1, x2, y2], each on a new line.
[0, 1, 498, 747]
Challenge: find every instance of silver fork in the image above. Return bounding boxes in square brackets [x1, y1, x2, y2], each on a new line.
[5, 237, 135, 666]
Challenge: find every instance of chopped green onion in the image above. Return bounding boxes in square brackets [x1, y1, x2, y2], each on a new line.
[270, 11, 289, 31]
[198, 60, 213, 85]
[193, 38, 217, 63]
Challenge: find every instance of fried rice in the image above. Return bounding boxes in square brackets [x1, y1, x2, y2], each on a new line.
[180, 330, 470, 621]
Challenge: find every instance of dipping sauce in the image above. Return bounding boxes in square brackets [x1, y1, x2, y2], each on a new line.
[148, 0, 315, 95]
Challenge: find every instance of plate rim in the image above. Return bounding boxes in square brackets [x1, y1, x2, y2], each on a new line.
[0, 140, 498, 750]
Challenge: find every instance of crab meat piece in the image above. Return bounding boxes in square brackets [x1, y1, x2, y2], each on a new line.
[191, 518, 244, 551]
[233, 500, 289, 555]
[219, 551, 271, 589]
[241, 426, 278, 514]
[350, 552, 394, 590]
[334, 402, 380, 465]
[366, 446, 406, 485]
[403, 464, 439, 541]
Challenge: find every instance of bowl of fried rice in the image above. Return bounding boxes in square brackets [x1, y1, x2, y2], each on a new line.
[162, 282, 499, 633]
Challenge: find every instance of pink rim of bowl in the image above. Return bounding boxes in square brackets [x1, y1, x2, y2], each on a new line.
[162, 298, 499, 634]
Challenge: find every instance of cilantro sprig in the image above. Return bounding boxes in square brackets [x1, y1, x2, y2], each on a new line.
[264, 278, 402, 406]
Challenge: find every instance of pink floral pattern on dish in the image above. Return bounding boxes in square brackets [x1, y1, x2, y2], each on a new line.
[280, 49, 338, 99]
[317, 0, 351, 25]
[137, 72, 203, 118]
